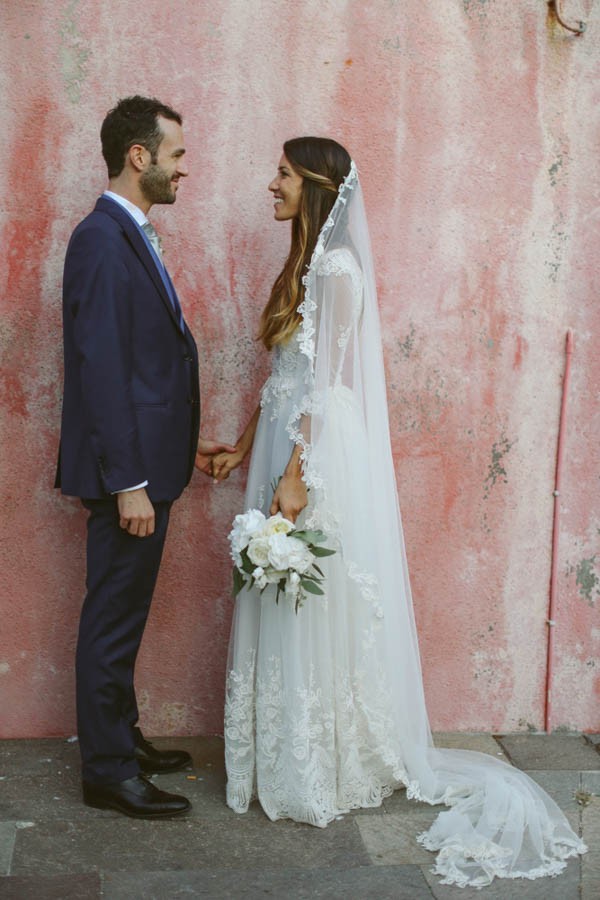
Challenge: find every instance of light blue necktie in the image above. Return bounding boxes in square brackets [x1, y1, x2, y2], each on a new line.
[142, 221, 164, 264]
[142, 222, 184, 331]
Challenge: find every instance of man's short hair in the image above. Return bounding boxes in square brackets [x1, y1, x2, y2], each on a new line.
[100, 95, 183, 178]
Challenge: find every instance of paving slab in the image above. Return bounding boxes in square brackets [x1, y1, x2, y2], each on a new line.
[0, 738, 80, 778]
[356, 810, 439, 865]
[11, 814, 370, 877]
[0, 822, 17, 875]
[581, 771, 600, 796]
[421, 856, 581, 899]
[0, 872, 102, 899]
[102, 865, 435, 900]
[0, 772, 117, 823]
[497, 733, 600, 770]
[382, 786, 433, 815]
[433, 733, 509, 762]
[523, 770, 582, 812]
[581, 796, 600, 900]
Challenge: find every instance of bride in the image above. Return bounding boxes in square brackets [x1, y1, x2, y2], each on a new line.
[211, 137, 586, 888]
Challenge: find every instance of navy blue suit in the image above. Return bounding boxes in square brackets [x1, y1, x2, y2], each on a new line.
[56, 196, 200, 783]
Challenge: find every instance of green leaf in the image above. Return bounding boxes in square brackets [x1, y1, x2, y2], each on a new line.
[240, 550, 255, 575]
[300, 575, 320, 585]
[232, 567, 246, 597]
[311, 546, 336, 558]
[312, 563, 324, 578]
[301, 579, 324, 595]
[294, 530, 326, 544]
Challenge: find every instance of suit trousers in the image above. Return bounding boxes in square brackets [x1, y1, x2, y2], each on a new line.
[76, 497, 172, 784]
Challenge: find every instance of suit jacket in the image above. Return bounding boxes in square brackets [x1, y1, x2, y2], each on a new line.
[55, 196, 201, 502]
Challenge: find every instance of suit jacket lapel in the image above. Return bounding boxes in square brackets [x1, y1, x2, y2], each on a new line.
[94, 197, 183, 333]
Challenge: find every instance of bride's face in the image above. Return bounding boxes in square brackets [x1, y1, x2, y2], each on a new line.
[268, 154, 303, 221]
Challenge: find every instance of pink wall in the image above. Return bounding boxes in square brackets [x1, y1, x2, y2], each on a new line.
[1, 1, 598, 738]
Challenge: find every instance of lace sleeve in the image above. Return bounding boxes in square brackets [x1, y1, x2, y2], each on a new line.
[286, 247, 364, 487]
[314, 248, 363, 389]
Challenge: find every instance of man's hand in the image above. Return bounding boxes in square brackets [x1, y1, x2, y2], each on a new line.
[117, 487, 155, 537]
[270, 473, 308, 523]
[195, 438, 237, 476]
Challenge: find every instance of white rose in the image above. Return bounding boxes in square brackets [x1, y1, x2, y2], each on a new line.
[261, 513, 295, 537]
[285, 570, 301, 597]
[229, 509, 266, 556]
[247, 537, 271, 568]
[268, 534, 313, 574]
[252, 567, 268, 590]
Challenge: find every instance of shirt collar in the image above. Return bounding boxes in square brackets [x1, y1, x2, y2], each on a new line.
[102, 190, 148, 227]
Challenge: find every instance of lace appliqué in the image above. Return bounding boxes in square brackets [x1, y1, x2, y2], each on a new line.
[225, 647, 408, 828]
[260, 334, 309, 421]
[224, 648, 257, 812]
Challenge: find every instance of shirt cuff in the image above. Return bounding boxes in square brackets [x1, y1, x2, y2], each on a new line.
[113, 481, 149, 494]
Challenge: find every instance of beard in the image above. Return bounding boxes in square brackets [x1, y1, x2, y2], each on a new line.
[140, 164, 176, 205]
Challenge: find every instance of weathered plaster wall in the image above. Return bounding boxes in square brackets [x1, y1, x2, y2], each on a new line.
[0, 0, 598, 737]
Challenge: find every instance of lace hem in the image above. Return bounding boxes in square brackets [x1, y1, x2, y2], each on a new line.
[227, 774, 401, 829]
[418, 831, 587, 889]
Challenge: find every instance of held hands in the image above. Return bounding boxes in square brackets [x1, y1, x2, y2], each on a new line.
[270, 472, 308, 524]
[209, 404, 260, 482]
[117, 487, 155, 537]
[195, 438, 237, 476]
[211, 448, 246, 481]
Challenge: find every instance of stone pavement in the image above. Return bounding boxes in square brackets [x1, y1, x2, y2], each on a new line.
[0, 733, 598, 899]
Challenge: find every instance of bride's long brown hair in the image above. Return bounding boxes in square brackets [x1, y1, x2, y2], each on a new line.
[258, 137, 352, 350]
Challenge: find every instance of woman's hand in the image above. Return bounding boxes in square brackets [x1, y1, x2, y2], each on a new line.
[270, 472, 308, 523]
[211, 448, 246, 481]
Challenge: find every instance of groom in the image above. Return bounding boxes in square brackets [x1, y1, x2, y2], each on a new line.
[56, 96, 233, 818]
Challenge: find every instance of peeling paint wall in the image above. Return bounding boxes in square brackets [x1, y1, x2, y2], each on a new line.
[1, 0, 598, 737]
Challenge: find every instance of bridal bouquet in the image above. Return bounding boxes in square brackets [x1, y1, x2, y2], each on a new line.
[228, 509, 335, 612]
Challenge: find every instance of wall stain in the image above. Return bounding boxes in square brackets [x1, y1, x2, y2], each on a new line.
[395, 368, 448, 434]
[59, 0, 90, 104]
[463, 0, 491, 20]
[483, 434, 513, 500]
[398, 323, 416, 359]
[382, 35, 407, 54]
[543, 211, 569, 284]
[549, 154, 563, 186]
[572, 555, 599, 605]
[518, 719, 541, 732]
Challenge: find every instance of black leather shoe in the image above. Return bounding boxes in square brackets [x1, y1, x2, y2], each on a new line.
[83, 774, 191, 818]
[133, 728, 192, 774]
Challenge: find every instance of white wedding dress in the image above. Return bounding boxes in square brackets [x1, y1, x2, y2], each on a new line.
[224, 164, 586, 887]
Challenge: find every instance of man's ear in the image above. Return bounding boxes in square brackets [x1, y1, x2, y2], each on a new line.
[127, 143, 149, 173]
